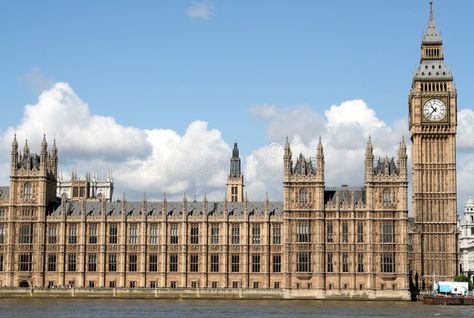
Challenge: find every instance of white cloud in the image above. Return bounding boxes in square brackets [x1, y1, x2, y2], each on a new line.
[1, 82, 150, 163]
[247, 101, 409, 201]
[187, 2, 214, 20]
[20, 68, 54, 94]
[0, 83, 230, 201]
[457, 109, 474, 152]
[1, 82, 472, 215]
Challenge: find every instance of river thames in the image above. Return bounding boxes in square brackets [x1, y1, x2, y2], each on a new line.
[0, 299, 472, 318]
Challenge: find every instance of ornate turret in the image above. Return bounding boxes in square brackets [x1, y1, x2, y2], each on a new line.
[11, 134, 18, 171]
[398, 137, 407, 177]
[226, 141, 244, 202]
[316, 137, 324, 181]
[283, 137, 292, 176]
[365, 137, 374, 182]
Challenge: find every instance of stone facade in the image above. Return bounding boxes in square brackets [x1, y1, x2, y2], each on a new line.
[459, 197, 474, 276]
[0, 2, 458, 297]
[409, 1, 458, 289]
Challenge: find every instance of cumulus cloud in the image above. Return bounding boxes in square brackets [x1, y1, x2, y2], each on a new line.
[187, 2, 214, 20]
[457, 109, 474, 152]
[0, 83, 230, 201]
[247, 101, 409, 201]
[1, 82, 150, 163]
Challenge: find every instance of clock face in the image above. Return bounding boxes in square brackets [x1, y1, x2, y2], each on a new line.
[423, 99, 447, 122]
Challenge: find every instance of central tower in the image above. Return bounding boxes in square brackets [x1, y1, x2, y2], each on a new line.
[409, 1, 458, 289]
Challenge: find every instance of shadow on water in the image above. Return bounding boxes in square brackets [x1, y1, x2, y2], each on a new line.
[0, 299, 473, 318]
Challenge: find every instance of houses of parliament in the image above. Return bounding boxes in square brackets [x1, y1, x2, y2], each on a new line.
[0, 1, 458, 299]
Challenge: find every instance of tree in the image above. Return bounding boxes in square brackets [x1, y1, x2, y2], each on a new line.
[453, 275, 474, 290]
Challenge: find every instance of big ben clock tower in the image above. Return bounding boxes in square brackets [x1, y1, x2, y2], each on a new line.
[410, 1, 458, 289]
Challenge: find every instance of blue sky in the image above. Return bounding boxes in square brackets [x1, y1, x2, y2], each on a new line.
[1, 0, 473, 151]
[1, 0, 474, 211]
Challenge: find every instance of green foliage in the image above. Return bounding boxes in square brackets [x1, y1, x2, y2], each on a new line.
[453, 275, 474, 290]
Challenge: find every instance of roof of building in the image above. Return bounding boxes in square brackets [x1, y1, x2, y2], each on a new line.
[414, 59, 452, 81]
[50, 200, 284, 217]
[423, 1, 442, 44]
[324, 186, 366, 205]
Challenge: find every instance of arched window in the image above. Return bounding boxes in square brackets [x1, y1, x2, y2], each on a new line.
[23, 183, 32, 200]
[382, 189, 391, 205]
[471, 215, 473, 223]
[299, 189, 308, 205]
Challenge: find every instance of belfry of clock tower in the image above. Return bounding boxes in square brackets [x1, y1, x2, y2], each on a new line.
[409, 0, 458, 289]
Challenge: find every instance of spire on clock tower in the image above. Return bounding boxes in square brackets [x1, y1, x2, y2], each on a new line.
[413, 0, 452, 82]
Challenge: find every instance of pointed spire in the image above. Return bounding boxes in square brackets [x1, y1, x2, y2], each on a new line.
[229, 141, 241, 178]
[41, 134, 47, 155]
[317, 137, 324, 159]
[52, 139, 57, 154]
[12, 134, 18, 153]
[423, 0, 442, 44]
[23, 139, 30, 156]
[365, 136, 374, 158]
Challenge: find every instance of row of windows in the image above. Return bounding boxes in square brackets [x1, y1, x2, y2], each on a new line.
[41, 253, 283, 274]
[326, 252, 395, 273]
[4, 252, 396, 274]
[1, 221, 396, 245]
[326, 221, 395, 244]
[43, 223, 283, 246]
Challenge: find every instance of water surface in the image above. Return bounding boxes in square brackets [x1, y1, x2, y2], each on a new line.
[0, 299, 472, 318]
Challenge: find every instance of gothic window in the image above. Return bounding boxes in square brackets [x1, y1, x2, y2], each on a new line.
[342, 253, 349, 272]
[48, 224, 57, 244]
[357, 222, 364, 243]
[381, 252, 395, 273]
[150, 224, 159, 245]
[272, 223, 281, 245]
[471, 227, 474, 236]
[190, 223, 199, 245]
[297, 252, 310, 272]
[231, 186, 238, 202]
[89, 223, 98, 244]
[18, 253, 32, 272]
[357, 253, 364, 273]
[170, 224, 179, 245]
[211, 224, 219, 245]
[68, 254, 76, 272]
[327, 253, 333, 272]
[231, 224, 240, 245]
[0, 224, 4, 244]
[129, 224, 138, 245]
[210, 254, 219, 272]
[299, 189, 308, 205]
[68, 224, 77, 244]
[128, 254, 137, 272]
[382, 221, 394, 243]
[23, 183, 32, 200]
[471, 215, 474, 223]
[149, 254, 158, 272]
[296, 221, 310, 243]
[0, 254, 3, 272]
[341, 222, 349, 243]
[231, 254, 240, 273]
[252, 255, 260, 273]
[109, 224, 118, 244]
[326, 222, 333, 243]
[382, 189, 391, 205]
[273, 254, 281, 273]
[189, 254, 198, 272]
[47, 254, 57, 272]
[169, 254, 178, 272]
[252, 224, 260, 245]
[88, 254, 97, 272]
[108, 254, 117, 272]
[19, 224, 33, 244]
